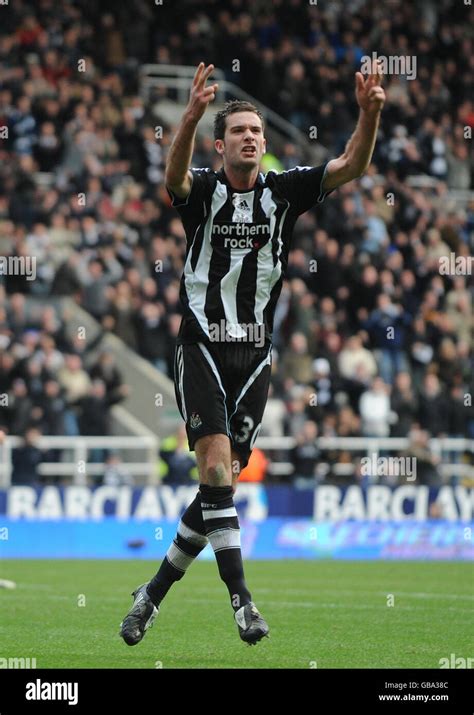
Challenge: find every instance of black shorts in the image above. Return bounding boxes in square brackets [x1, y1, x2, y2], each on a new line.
[173, 341, 272, 469]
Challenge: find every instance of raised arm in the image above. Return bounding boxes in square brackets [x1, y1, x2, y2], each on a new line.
[165, 62, 219, 198]
[323, 61, 385, 192]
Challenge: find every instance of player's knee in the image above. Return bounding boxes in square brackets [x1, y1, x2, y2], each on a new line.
[205, 449, 231, 484]
[196, 434, 232, 485]
[203, 458, 231, 485]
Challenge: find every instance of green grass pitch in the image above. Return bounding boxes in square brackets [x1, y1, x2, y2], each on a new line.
[1, 560, 472, 669]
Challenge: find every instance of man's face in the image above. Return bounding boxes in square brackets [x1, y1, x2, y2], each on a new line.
[215, 111, 266, 171]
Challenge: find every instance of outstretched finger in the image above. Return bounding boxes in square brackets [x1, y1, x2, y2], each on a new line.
[193, 62, 205, 87]
[199, 64, 215, 89]
[355, 72, 365, 92]
[372, 59, 383, 86]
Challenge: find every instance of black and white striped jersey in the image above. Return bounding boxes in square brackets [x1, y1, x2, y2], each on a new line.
[167, 162, 332, 346]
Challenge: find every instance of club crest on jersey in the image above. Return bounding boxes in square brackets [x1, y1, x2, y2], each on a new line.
[189, 412, 202, 430]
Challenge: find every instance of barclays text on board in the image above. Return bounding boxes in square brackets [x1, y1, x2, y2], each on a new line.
[0, 485, 472, 522]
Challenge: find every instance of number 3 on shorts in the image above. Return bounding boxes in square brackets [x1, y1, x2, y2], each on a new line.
[235, 416, 261, 449]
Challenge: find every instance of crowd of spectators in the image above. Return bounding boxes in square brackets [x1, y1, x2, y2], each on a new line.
[0, 0, 472, 485]
[0, 292, 129, 482]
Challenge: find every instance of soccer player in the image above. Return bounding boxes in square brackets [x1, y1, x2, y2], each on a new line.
[120, 61, 385, 645]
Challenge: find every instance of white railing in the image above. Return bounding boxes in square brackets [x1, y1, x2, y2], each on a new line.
[256, 436, 474, 479]
[0, 436, 159, 488]
[0, 435, 472, 486]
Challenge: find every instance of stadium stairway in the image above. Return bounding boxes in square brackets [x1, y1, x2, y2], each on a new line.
[24, 296, 180, 448]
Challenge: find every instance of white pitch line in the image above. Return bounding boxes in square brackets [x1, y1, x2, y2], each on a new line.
[255, 588, 474, 602]
[374, 591, 474, 601]
[183, 598, 472, 613]
[14, 584, 474, 603]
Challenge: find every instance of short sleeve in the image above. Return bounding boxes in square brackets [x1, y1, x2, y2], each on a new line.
[274, 161, 334, 216]
[166, 168, 209, 216]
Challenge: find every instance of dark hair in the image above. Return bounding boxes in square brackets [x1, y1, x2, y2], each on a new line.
[213, 100, 264, 141]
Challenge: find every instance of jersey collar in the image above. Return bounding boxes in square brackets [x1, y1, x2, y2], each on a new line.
[217, 167, 264, 192]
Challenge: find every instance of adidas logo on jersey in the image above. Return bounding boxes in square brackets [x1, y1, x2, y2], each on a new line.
[231, 194, 253, 223]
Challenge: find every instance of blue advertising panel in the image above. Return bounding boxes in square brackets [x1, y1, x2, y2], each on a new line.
[1, 486, 472, 560]
[0, 519, 472, 560]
